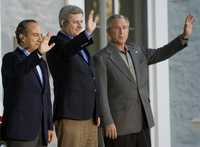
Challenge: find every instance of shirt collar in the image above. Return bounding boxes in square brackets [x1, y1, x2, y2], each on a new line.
[18, 46, 30, 56]
[59, 31, 74, 39]
[117, 45, 129, 54]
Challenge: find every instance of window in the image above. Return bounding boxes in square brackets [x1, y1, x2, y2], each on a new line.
[85, 0, 147, 54]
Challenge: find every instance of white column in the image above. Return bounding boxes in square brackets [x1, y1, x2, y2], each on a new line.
[99, 0, 107, 48]
[112, 0, 119, 14]
[147, 0, 171, 147]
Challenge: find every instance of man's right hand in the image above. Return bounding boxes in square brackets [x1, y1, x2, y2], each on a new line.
[38, 32, 55, 55]
[105, 123, 117, 139]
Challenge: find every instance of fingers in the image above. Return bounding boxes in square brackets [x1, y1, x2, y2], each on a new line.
[87, 10, 98, 33]
[94, 15, 99, 24]
[106, 127, 117, 139]
[47, 32, 54, 37]
[89, 10, 94, 19]
[182, 14, 194, 38]
[185, 15, 195, 25]
[49, 43, 55, 49]
[43, 32, 54, 42]
[96, 117, 101, 127]
[48, 131, 54, 143]
[105, 124, 117, 140]
[38, 32, 55, 54]
[88, 10, 99, 23]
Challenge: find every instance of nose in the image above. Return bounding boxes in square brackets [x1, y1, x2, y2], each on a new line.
[78, 21, 83, 28]
[119, 28, 123, 34]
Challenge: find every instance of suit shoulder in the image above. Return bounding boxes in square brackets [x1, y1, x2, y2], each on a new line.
[94, 47, 110, 58]
[126, 42, 141, 50]
[2, 51, 16, 61]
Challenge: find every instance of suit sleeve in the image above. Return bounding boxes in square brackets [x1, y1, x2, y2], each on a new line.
[94, 55, 114, 127]
[48, 31, 93, 59]
[143, 35, 188, 65]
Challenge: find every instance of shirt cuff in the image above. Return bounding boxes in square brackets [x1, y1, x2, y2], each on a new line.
[85, 31, 92, 39]
[37, 50, 42, 58]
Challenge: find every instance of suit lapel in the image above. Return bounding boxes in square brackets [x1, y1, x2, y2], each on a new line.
[39, 60, 47, 89]
[128, 45, 140, 83]
[108, 44, 135, 82]
[16, 48, 42, 86]
[33, 65, 44, 88]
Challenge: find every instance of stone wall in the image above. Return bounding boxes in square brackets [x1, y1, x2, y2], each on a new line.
[169, 0, 200, 147]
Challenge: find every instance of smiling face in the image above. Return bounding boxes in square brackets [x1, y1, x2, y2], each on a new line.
[62, 13, 84, 37]
[20, 22, 42, 52]
[107, 18, 129, 47]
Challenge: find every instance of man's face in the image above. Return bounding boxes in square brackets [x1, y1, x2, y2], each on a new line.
[21, 22, 42, 52]
[108, 18, 129, 46]
[62, 13, 84, 37]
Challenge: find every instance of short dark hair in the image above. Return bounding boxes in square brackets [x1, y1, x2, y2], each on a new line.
[15, 19, 38, 45]
[59, 5, 83, 28]
[107, 14, 129, 32]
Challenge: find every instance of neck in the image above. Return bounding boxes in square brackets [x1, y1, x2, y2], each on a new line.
[26, 48, 34, 53]
[20, 45, 35, 53]
[112, 42, 126, 52]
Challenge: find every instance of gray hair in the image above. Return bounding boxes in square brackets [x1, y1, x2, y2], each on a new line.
[107, 14, 129, 31]
[59, 5, 83, 28]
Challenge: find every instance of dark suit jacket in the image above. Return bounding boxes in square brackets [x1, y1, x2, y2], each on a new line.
[46, 31, 99, 122]
[1, 48, 53, 144]
[94, 36, 187, 136]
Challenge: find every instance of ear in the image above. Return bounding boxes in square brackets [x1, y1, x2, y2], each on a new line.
[19, 34, 23, 39]
[61, 20, 64, 27]
[19, 34, 25, 43]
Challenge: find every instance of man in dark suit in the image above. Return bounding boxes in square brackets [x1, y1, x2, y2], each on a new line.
[46, 5, 100, 147]
[94, 15, 194, 147]
[1, 19, 55, 147]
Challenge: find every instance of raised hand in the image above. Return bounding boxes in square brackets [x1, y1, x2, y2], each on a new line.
[38, 32, 55, 55]
[182, 15, 194, 39]
[86, 10, 99, 34]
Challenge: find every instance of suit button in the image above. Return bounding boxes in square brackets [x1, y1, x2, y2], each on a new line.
[93, 77, 96, 80]
[94, 89, 97, 92]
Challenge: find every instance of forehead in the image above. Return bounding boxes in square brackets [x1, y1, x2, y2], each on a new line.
[26, 22, 41, 33]
[111, 18, 129, 26]
[68, 13, 83, 20]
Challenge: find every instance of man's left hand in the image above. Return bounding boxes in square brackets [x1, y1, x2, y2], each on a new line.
[48, 130, 54, 143]
[86, 10, 99, 34]
[182, 15, 194, 39]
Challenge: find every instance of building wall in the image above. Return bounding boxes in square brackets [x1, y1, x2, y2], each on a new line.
[0, 0, 2, 115]
[1, 0, 64, 55]
[169, 0, 200, 147]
